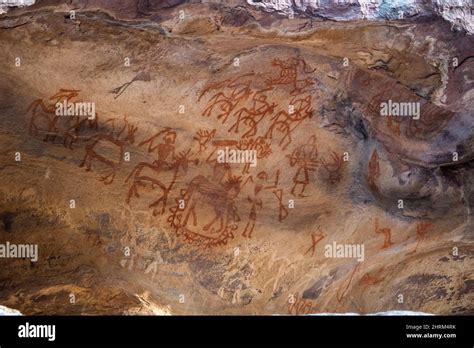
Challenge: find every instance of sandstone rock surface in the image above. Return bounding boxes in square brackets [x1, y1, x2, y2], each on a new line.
[0, 0, 472, 315]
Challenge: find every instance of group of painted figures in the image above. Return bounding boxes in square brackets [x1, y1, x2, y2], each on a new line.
[27, 57, 347, 248]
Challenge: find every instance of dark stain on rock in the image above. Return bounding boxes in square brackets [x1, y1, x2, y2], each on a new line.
[451, 305, 474, 315]
[406, 273, 450, 286]
[270, 286, 283, 301]
[302, 276, 328, 300]
[97, 213, 111, 229]
[188, 256, 227, 292]
[459, 279, 473, 297]
[395, 273, 453, 309]
[219, 6, 256, 27]
[0, 212, 15, 232]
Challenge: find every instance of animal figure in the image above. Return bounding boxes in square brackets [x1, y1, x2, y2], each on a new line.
[126, 148, 197, 215]
[28, 89, 98, 149]
[265, 95, 313, 150]
[228, 88, 276, 138]
[80, 116, 137, 184]
[169, 163, 242, 247]
[266, 57, 315, 94]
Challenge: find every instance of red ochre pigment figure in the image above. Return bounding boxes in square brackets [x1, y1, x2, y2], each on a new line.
[237, 137, 272, 174]
[229, 88, 277, 138]
[125, 128, 198, 215]
[199, 73, 254, 125]
[374, 218, 394, 250]
[240, 170, 281, 238]
[367, 149, 380, 193]
[193, 128, 216, 154]
[264, 94, 314, 150]
[288, 135, 319, 197]
[406, 105, 454, 140]
[320, 151, 344, 185]
[359, 269, 386, 288]
[336, 264, 359, 303]
[199, 57, 316, 151]
[168, 163, 242, 248]
[304, 227, 326, 257]
[28, 89, 98, 149]
[407, 221, 433, 254]
[265, 57, 316, 95]
[273, 188, 289, 222]
[126, 149, 197, 215]
[80, 115, 137, 185]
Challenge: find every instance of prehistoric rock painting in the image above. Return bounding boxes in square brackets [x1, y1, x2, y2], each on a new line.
[367, 149, 380, 193]
[386, 117, 402, 137]
[80, 115, 137, 184]
[407, 221, 433, 254]
[351, 68, 457, 142]
[126, 129, 198, 215]
[193, 128, 216, 154]
[202, 138, 238, 163]
[264, 94, 314, 150]
[168, 163, 242, 248]
[28, 89, 79, 130]
[374, 218, 394, 249]
[228, 88, 276, 138]
[304, 227, 326, 257]
[158, 58, 319, 245]
[336, 265, 359, 303]
[273, 188, 289, 222]
[406, 106, 454, 140]
[126, 149, 197, 215]
[27, 89, 98, 149]
[265, 57, 316, 95]
[201, 136, 272, 174]
[110, 71, 152, 99]
[237, 137, 272, 174]
[287, 135, 319, 197]
[199, 73, 254, 124]
[7, 1, 473, 318]
[320, 151, 344, 184]
[199, 57, 316, 150]
[359, 268, 386, 288]
[240, 170, 281, 238]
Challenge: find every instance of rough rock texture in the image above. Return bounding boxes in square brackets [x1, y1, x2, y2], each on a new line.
[247, 0, 474, 34]
[0, 0, 472, 315]
[0, 0, 35, 15]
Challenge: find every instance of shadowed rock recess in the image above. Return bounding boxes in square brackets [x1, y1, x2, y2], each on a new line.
[0, 0, 472, 315]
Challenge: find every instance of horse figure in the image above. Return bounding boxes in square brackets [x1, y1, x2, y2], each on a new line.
[265, 95, 313, 150]
[80, 116, 137, 184]
[199, 74, 254, 124]
[228, 88, 276, 138]
[125, 149, 197, 215]
[265, 57, 315, 95]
